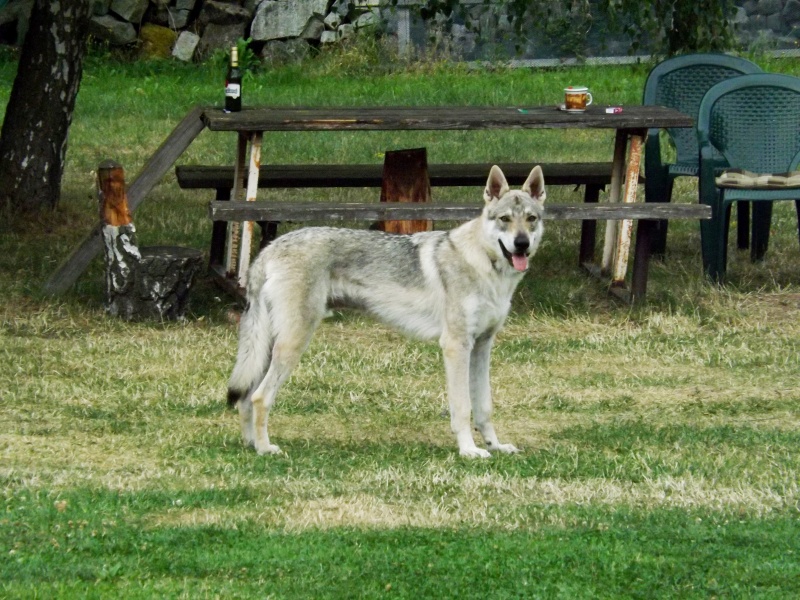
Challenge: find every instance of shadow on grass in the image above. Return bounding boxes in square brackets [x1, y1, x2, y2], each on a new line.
[3, 487, 798, 598]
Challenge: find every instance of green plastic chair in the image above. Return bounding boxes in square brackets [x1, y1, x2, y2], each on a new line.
[697, 73, 800, 281]
[643, 53, 763, 255]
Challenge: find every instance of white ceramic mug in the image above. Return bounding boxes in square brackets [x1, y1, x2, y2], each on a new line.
[564, 86, 593, 112]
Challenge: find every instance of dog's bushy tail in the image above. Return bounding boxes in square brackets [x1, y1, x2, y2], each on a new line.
[227, 293, 274, 408]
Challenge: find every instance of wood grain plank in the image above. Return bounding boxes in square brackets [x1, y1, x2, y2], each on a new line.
[176, 162, 641, 190]
[208, 201, 711, 223]
[202, 105, 693, 132]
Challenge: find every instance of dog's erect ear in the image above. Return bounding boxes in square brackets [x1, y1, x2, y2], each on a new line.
[484, 165, 510, 203]
[522, 165, 546, 203]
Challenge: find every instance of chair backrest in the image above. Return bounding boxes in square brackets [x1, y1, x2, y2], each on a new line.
[643, 53, 762, 165]
[698, 73, 800, 174]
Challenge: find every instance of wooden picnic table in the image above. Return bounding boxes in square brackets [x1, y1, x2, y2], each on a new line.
[200, 104, 697, 301]
[44, 104, 705, 304]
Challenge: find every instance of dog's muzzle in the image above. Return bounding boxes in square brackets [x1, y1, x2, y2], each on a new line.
[499, 236, 530, 272]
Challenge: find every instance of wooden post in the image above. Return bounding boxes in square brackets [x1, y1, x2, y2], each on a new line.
[98, 160, 203, 321]
[98, 160, 132, 227]
[99, 160, 140, 315]
[378, 148, 433, 235]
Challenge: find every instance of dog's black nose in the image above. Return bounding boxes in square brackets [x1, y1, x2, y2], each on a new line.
[514, 235, 530, 253]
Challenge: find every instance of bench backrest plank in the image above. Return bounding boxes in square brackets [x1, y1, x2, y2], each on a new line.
[176, 162, 639, 190]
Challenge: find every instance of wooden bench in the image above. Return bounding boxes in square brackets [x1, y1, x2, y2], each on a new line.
[177, 161, 710, 302]
[178, 160, 637, 279]
[203, 198, 709, 304]
[176, 161, 625, 193]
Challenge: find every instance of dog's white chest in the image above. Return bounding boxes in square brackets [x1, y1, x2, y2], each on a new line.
[462, 285, 515, 337]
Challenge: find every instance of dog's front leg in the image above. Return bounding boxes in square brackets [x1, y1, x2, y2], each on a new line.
[441, 333, 490, 458]
[470, 335, 519, 454]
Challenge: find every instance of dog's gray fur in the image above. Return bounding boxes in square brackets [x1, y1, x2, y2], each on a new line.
[227, 165, 546, 458]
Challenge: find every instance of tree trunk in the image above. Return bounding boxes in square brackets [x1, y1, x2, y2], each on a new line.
[0, 0, 92, 215]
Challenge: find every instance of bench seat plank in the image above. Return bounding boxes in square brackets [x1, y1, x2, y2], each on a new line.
[177, 162, 633, 190]
[209, 200, 710, 223]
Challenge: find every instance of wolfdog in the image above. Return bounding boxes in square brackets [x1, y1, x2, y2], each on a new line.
[226, 165, 546, 458]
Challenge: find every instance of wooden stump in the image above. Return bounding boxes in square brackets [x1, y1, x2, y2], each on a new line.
[377, 148, 433, 234]
[98, 160, 203, 321]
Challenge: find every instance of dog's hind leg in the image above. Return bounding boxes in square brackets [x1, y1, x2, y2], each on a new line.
[249, 285, 326, 455]
[237, 397, 255, 447]
[228, 291, 276, 448]
[470, 334, 519, 454]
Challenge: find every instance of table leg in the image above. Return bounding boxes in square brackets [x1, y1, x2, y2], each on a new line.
[630, 218, 656, 302]
[209, 187, 229, 269]
[224, 133, 248, 279]
[601, 130, 628, 273]
[235, 132, 263, 288]
[611, 130, 646, 286]
[579, 184, 601, 265]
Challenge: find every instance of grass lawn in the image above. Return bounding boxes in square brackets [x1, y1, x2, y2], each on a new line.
[1, 42, 799, 598]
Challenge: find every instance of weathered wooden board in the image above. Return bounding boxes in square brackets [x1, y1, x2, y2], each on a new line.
[209, 201, 711, 223]
[202, 105, 693, 132]
[176, 161, 637, 190]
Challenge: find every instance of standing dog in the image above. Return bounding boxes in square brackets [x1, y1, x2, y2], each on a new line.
[227, 165, 546, 458]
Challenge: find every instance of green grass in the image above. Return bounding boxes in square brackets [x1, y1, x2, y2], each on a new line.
[1, 42, 799, 597]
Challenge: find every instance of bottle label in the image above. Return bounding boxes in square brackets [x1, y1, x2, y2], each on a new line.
[225, 83, 241, 99]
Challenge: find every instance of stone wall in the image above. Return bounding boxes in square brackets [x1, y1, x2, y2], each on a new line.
[0, 1, 798, 64]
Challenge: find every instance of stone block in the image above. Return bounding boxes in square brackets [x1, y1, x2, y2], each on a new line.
[109, 0, 148, 23]
[324, 11, 341, 30]
[732, 6, 749, 26]
[300, 16, 325, 41]
[766, 12, 786, 32]
[172, 30, 201, 61]
[199, 0, 253, 26]
[140, 23, 178, 59]
[261, 38, 311, 65]
[197, 22, 246, 59]
[251, 0, 329, 41]
[90, 14, 138, 46]
[320, 30, 338, 44]
[783, 0, 800, 23]
[354, 9, 381, 30]
[338, 23, 355, 40]
[173, 9, 192, 29]
[92, 0, 110, 16]
[332, 0, 350, 18]
[756, 0, 783, 16]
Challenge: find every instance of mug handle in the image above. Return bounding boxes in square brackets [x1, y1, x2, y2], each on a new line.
[585, 92, 593, 107]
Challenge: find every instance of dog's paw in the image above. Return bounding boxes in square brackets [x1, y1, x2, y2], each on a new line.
[255, 442, 283, 456]
[460, 446, 492, 459]
[489, 443, 520, 454]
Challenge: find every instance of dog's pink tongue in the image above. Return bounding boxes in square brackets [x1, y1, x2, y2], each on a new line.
[512, 254, 528, 272]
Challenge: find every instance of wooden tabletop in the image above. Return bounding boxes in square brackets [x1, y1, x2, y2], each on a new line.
[201, 105, 693, 132]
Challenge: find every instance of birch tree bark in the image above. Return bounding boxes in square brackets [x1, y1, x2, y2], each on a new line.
[0, 0, 92, 215]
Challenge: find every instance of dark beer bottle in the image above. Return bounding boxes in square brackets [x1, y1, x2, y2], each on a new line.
[224, 46, 242, 113]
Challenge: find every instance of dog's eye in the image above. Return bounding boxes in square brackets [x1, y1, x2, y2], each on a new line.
[499, 216, 512, 223]
[527, 215, 538, 223]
